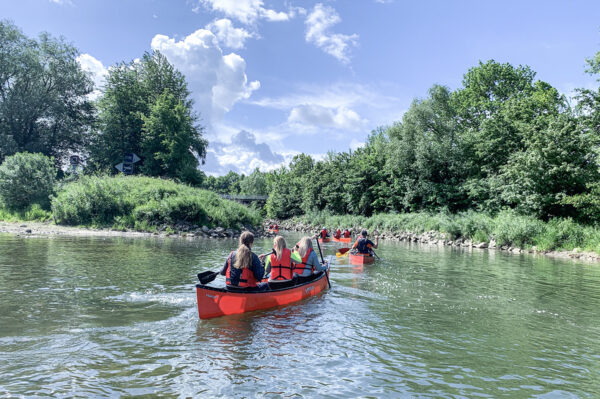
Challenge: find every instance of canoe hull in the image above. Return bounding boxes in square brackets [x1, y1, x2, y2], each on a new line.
[268, 229, 279, 234]
[196, 271, 329, 319]
[318, 237, 331, 243]
[349, 253, 375, 265]
[333, 236, 351, 243]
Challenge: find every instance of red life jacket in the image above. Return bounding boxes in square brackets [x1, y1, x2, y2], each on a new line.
[292, 248, 314, 275]
[320, 229, 328, 238]
[334, 229, 341, 238]
[225, 251, 258, 287]
[269, 248, 293, 280]
[343, 230, 350, 238]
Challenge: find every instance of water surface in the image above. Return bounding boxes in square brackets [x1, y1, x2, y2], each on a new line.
[1, 233, 599, 397]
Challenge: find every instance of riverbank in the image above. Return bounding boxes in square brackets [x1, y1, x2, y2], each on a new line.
[0, 220, 274, 240]
[275, 211, 600, 263]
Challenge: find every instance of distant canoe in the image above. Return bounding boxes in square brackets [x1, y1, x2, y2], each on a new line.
[268, 228, 279, 234]
[349, 252, 375, 265]
[318, 237, 331, 243]
[333, 236, 351, 243]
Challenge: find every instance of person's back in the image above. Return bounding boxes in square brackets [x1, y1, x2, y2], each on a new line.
[334, 229, 341, 239]
[343, 229, 350, 238]
[220, 232, 265, 289]
[293, 237, 328, 277]
[268, 248, 306, 281]
[352, 230, 378, 254]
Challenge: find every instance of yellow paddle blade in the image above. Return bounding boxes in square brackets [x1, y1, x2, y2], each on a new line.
[336, 251, 349, 257]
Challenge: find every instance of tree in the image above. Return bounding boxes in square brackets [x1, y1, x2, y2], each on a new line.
[140, 91, 207, 184]
[239, 168, 268, 195]
[88, 51, 206, 178]
[387, 85, 467, 212]
[0, 152, 56, 210]
[0, 21, 94, 165]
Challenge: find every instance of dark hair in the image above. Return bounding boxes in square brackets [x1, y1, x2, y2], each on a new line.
[361, 230, 368, 237]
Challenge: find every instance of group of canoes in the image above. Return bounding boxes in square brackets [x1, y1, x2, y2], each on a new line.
[196, 228, 379, 319]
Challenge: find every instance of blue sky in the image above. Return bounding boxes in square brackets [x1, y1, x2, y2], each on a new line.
[2, 0, 600, 175]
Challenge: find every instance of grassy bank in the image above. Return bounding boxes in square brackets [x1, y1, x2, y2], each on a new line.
[287, 210, 600, 254]
[50, 175, 261, 231]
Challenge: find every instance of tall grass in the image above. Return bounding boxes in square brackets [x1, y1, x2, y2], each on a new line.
[289, 209, 600, 254]
[0, 204, 52, 222]
[52, 175, 261, 230]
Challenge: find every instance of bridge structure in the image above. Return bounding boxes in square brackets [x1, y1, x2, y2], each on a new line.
[220, 194, 268, 205]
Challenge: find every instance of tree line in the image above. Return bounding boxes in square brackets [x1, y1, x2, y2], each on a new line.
[215, 58, 600, 225]
[2, 19, 600, 227]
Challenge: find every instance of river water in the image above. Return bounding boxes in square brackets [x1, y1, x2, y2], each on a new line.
[1, 232, 599, 398]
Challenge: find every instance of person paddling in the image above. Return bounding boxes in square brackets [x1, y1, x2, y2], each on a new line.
[333, 228, 342, 239]
[262, 236, 302, 282]
[351, 230, 378, 255]
[220, 231, 267, 291]
[292, 236, 327, 277]
[319, 227, 329, 239]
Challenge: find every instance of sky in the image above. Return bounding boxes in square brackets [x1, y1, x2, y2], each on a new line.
[2, 0, 600, 175]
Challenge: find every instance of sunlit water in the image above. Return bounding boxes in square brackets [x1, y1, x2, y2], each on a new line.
[1, 232, 600, 397]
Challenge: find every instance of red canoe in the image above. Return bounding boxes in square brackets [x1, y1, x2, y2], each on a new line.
[333, 236, 351, 243]
[318, 237, 331, 243]
[349, 252, 375, 265]
[268, 228, 279, 234]
[196, 271, 329, 319]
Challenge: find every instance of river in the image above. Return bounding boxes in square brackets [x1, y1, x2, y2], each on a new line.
[1, 232, 599, 397]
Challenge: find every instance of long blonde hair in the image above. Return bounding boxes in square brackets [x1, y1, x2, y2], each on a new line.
[234, 231, 254, 269]
[297, 236, 313, 258]
[273, 236, 286, 260]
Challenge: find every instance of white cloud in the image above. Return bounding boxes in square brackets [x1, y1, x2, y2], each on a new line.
[76, 53, 108, 100]
[202, 130, 287, 175]
[305, 3, 358, 64]
[150, 29, 260, 130]
[207, 18, 255, 49]
[196, 0, 292, 25]
[288, 104, 366, 131]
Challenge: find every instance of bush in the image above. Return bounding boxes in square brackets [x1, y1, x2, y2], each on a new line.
[0, 152, 56, 211]
[52, 175, 261, 229]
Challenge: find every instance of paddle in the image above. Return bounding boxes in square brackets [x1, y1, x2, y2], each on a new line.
[197, 270, 219, 285]
[315, 236, 331, 289]
[336, 247, 351, 257]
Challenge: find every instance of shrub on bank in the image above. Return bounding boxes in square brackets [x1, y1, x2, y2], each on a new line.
[289, 209, 600, 253]
[52, 175, 261, 229]
[0, 152, 56, 211]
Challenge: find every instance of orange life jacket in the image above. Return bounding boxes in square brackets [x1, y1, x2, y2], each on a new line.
[269, 248, 293, 281]
[225, 251, 258, 287]
[292, 248, 314, 275]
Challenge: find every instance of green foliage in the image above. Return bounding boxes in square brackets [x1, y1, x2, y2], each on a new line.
[88, 51, 207, 181]
[51, 175, 260, 229]
[0, 20, 94, 165]
[140, 91, 206, 184]
[0, 152, 56, 210]
[0, 204, 52, 222]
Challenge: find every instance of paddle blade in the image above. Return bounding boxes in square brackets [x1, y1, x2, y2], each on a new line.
[338, 247, 351, 254]
[197, 271, 218, 285]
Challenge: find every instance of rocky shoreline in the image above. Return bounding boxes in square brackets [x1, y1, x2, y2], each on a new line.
[275, 220, 600, 263]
